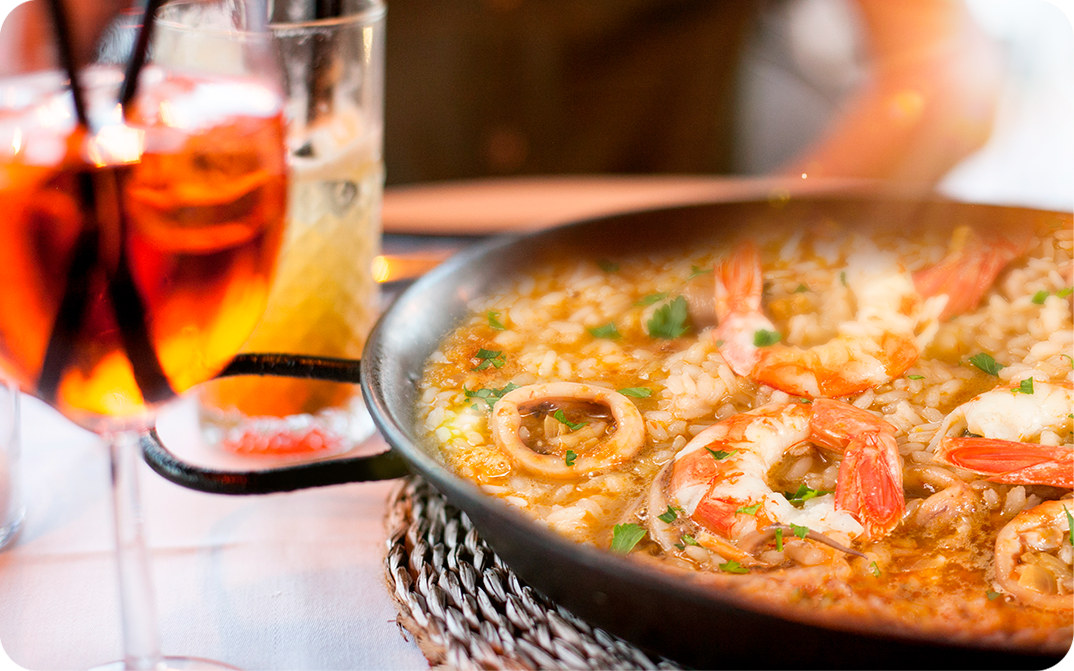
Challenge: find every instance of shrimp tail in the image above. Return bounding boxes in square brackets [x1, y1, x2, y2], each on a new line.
[834, 432, 905, 540]
[713, 240, 773, 377]
[939, 437, 1073, 488]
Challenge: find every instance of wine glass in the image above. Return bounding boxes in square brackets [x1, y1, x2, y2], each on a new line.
[0, 0, 287, 668]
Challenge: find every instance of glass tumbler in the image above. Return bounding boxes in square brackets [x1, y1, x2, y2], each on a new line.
[197, 0, 386, 458]
[0, 380, 22, 550]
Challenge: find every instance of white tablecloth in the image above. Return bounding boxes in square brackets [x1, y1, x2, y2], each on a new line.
[0, 395, 429, 670]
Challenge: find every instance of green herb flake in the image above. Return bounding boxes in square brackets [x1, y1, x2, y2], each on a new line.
[790, 523, 810, 540]
[1032, 290, 1050, 305]
[472, 348, 506, 370]
[969, 352, 1005, 376]
[784, 483, 832, 507]
[610, 523, 647, 553]
[1015, 378, 1035, 395]
[1062, 354, 1074, 370]
[565, 450, 577, 467]
[634, 292, 668, 307]
[869, 561, 881, 577]
[794, 284, 809, 293]
[487, 311, 506, 330]
[553, 409, 587, 431]
[657, 505, 681, 524]
[986, 590, 1002, 601]
[647, 296, 690, 339]
[774, 527, 784, 552]
[840, 271, 847, 287]
[706, 447, 737, 461]
[718, 560, 750, 574]
[753, 329, 781, 347]
[618, 387, 652, 398]
[1064, 506, 1073, 547]
[907, 374, 925, 380]
[463, 382, 520, 410]
[1058, 287, 1073, 298]
[598, 259, 620, 273]
[736, 503, 761, 515]
[688, 265, 713, 279]
[680, 534, 700, 546]
[587, 322, 621, 339]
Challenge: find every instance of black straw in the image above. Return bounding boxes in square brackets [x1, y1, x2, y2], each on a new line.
[43, 0, 89, 126]
[119, 0, 165, 110]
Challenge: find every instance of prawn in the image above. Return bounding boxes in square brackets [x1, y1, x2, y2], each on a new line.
[930, 381, 1073, 488]
[647, 398, 903, 564]
[993, 499, 1073, 611]
[711, 227, 1024, 398]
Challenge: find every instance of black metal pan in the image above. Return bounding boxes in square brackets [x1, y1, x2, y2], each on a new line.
[142, 190, 1071, 669]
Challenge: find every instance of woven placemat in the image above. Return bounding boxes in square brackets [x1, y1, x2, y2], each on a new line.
[385, 476, 682, 670]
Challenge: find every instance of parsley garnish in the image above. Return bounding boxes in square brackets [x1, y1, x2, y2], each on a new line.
[794, 284, 809, 293]
[472, 348, 506, 370]
[1015, 378, 1035, 394]
[647, 296, 690, 339]
[969, 352, 1005, 376]
[719, 560, 750, 574]
[706, 447, 737, 461]
[634, 292, 668, 306]
[736, 503, 761, 515]
[753, 329, 781, 347]
[839, 271, 847, 287]
[487, 311, 506, 330]
[565, 450, 577, 467]
[784, 483, 831, 507]
[552, 409, 587, 431]
[688, 265, 712, 279]
[869, 561, 881, 577]
[680, 534, 700, 546]
[790, 523, 810, 540]
[618, 387, 652, 398]
[463, 382, 520, 410]
[598, 259, 620, 273]
[1032, 290, 1049, 304]
[611, 523, 647, 553]
[907, 374, 924, 380]
[774, 527, 784, 551]
[588, 322, 621, 339]
[657, 505, 681, 524]
[986, 590, 1002, 601]
[1058, 287, 1073, 298]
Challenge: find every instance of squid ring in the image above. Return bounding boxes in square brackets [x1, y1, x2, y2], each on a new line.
[490, 382, 645, 479]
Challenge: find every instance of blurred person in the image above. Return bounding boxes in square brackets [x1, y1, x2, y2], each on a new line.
[383, 0, 1002, 186]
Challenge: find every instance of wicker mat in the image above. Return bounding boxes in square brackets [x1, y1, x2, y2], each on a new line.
[385, 476, 682, 670]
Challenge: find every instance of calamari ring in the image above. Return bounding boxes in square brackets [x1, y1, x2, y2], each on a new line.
[994, 500, 1074, 611]
[490, 382, 644, 479]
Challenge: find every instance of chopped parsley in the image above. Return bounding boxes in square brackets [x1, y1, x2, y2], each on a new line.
[680, 534, 700, 546]
[587, 322, 621, 339]
[647, 296, 690, 339]
[775, 527, 784, 552]
[969, 352, 1005, 376]
[753, 329, 781, 347]
[986, 590, 1002, 601]
[552, 409, 587, 431]
[719, 560, 750, 574]
[907, 374, 925, 380]
[618, 387, 652, 398]
[657, 505, 681, 524]
[1058, 287, 1073, 298]
[706, 447, 737, 461]
[784, 484, 831, 507]
[794, 283, 809, 293]
[472, 348, 506, 370]
[1014, 378, 1035, 395]
[839, 271, 847, 287]
[598, 259, 620, 273]
[487, 311, 506, 330]
[790, 523, 810, 540]
[1032, 290, 1049, 304]
[463, 382, 520, 410]
[565, 450, 577, 467]
[736, 503, 761, 515]
[611, 523, 647, 553]
[688, 265, 712, 279]
[634, 292, 668, 307]
[869, 561, 881, 577]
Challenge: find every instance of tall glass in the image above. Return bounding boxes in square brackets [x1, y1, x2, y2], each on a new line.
[196, 0, 385, 459]
[0, 0, 287, 667]
[0, 380, 22, 551]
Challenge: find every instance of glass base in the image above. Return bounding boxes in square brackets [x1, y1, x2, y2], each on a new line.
[91, 655, 241, 670]
[0, 505, 24, 551]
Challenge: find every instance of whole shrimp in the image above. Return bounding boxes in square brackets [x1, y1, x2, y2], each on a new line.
[648, 398, 903, 564]
[711, 227, 1027, 398]
[992, 499, 1073, 611]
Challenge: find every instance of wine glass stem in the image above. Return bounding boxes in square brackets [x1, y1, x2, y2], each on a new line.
[108, 429, 163, 670]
